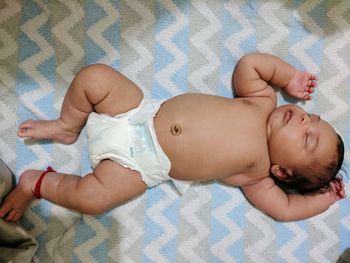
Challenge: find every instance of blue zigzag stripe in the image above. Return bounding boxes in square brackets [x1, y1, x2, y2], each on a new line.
[16, 1, 56, 260]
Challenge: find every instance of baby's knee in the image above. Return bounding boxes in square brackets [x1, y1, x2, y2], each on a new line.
[75, 64, 116, 84]
[72, 64, 121, 99]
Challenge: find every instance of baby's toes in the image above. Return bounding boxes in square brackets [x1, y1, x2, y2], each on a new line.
[19, 119, 35, 129]
[18, 120, 34, 137]
[17, 128, 31, 138]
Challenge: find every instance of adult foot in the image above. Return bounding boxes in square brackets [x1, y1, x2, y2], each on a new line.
[0, 169, 42, 222]
[17, 119, 79, 144]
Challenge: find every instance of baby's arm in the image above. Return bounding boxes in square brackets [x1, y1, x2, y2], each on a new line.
[233, 53, 316, 103]
[241, 177, 345, 222]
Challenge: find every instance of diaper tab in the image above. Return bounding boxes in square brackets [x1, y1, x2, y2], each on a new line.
[129, 98, 165, 125]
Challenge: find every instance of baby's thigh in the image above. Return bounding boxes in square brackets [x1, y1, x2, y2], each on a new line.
[93, 159, 147, 205]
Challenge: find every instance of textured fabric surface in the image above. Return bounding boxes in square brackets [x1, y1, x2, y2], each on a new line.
[0, 159, 37, 263]
[0, 0, 349, 262]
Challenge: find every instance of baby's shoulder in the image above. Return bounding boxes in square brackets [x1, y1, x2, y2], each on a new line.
[242, 176, 275, 190]
[237, 96, 275, 116]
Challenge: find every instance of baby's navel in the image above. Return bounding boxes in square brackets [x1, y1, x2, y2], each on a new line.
[170, 123, 182, 136]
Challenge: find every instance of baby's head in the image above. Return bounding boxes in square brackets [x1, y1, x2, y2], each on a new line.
[267, 104, 344, 193]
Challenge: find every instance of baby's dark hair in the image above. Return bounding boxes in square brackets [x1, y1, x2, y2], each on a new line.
[285, 133, 344, 194]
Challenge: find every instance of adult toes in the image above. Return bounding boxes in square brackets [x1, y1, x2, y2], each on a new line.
[4, 209, 17, 222]
[0, 202, 12, 218]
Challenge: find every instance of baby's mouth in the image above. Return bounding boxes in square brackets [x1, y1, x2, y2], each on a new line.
[283, 110, 293, 124]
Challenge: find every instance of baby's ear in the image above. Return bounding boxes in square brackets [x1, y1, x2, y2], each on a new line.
[270, 165, 293, 182]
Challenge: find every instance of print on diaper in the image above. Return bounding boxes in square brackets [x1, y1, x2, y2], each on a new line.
[130, 123, 155, 157]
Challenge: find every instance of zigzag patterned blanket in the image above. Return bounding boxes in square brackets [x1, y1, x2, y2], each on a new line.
[0, 0, 349, 262]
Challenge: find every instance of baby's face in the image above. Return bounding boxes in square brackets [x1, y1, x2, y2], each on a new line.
[267, 104, 338, 173]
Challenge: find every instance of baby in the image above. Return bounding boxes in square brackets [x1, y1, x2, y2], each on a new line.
[0, 53, 346, 222]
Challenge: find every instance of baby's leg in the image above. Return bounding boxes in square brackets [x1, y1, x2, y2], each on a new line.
[0, 160, 147, 221]
[18, 64, 143, 144]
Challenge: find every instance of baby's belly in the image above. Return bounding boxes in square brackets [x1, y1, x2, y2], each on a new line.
[154, 93, 257, 181]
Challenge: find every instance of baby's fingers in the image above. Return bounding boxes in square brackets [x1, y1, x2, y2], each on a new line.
[302, 92, 312, 100]
[329, 181, 337, 192]
[339, 182, 346, 198]
[308, 81, 317, 88]
[306, 74, 317, 93]
[331, 180, 346, 199]
[307, 87, 315, 94]
[308, 73, 317, 81]
[339, 190, 346, 199]
[337, 188, 346, 199]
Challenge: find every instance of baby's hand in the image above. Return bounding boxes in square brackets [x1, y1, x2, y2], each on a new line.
[325, 180, 346, 205]
[284, 70, 317, 100]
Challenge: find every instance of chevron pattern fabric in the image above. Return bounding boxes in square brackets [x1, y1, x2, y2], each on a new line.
[0, 0, 349, 262]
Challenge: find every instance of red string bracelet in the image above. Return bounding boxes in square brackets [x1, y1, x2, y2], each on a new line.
[33, 166, 56, 199]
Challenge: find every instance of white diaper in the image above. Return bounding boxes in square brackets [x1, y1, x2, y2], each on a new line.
[86, 98, 192, 195]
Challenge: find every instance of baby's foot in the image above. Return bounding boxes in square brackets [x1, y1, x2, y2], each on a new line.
[17, 119, 79, 144]
[0, 169, 41, 222]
